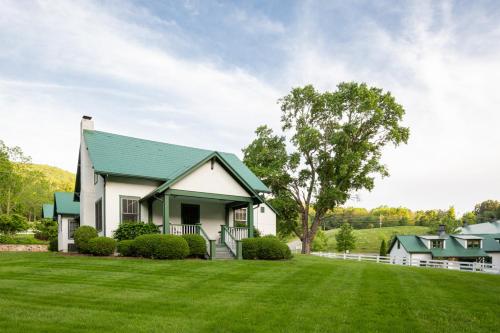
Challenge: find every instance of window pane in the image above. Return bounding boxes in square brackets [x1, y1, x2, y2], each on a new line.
[68, 219, 80, 239]
[95, 199, 103, 231]
[121, 198, 139, 222]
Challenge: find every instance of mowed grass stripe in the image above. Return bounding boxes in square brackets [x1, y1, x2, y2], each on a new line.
[0, 253, 498, 332]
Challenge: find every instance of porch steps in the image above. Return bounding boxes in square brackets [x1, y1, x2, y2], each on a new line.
[215, 244, 234, 260]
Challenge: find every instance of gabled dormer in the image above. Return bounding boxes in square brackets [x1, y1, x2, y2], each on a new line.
[418, 235, 448, 249]
[451, 235, 483, 249]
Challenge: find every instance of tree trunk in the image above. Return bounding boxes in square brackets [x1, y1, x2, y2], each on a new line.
[300, 211, 311, 254]
[301, 238, 311, 254]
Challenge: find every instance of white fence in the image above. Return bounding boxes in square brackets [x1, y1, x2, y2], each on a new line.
[312, 252, 499, 274]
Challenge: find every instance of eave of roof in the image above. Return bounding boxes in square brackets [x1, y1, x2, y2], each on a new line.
[54, 192, 80, 216]
[42, 204, 54, 219]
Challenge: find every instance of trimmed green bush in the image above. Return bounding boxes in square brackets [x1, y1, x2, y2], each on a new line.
[0, 235, 15, 244]
[242, 238, 260, 259]
[182, 234, 206, 258]
[74, 226, 98, 254]
[0, 234, 47, 245]
[133, 234, 189, 259]
[117, 240, 136, 257]
[0, 214, 29, 235]
[88, 237, 116, 256]
[48, 238, 58, 251]
[113, 221, 159, 241]
[34, 219, 58, 241]
[242, 236, 292, 260]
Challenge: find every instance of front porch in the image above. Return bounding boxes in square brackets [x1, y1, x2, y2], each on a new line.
[143, 189, 256, 259]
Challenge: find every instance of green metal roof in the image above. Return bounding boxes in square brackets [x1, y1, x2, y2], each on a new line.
[54, 192, 80, 215]
[431, 237, 488, 258]
[390, 234, 497, 258]
[42, 204, 54, 219]
[472, 234, 500, 252]
[393, 235, 430, 253]
[83, 130, 270, 193]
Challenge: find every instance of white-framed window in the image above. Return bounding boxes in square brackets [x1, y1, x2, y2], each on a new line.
[260, 206, 265, 213]
[68, 219, 80, 240]
[467, 239, 481, 248]
[95, 198, 103, 232]
[233, 207, 247, 227]
[121, 196, 140, 223]
[431, 240, 444, 249]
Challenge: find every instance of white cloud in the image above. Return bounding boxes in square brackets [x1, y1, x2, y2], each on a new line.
[0, 0, 498, 214]
[283, 1, 500, 213]
[230, 9, 286, 34]
[0, 0, 282, 171]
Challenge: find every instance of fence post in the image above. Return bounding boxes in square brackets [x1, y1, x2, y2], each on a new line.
[209, 240, 216, 260]
[220, 225, 225, 244]
[472, 262, 476, 272]
[358, 255, 361, 261]
[236, 240, 243, 260]
[376, 255, 380, 263]
[343, 253, 346, 260]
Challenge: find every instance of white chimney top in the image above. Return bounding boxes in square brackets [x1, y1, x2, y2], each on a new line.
[81, 115, 94, 132]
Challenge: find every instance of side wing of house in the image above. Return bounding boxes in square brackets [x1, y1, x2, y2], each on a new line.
[389, 237, 410, 259]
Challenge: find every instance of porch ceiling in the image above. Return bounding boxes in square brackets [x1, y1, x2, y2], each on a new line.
[141, 189, 253, 205]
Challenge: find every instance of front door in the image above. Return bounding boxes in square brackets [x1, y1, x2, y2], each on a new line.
[181, 204, 200, 225]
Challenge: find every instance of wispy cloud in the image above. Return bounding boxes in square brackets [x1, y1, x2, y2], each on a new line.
[0, 0, 499, 213]
[230, 8, 286, 34]
[0, 0, 282, 170]
[283, 1, 500, 212]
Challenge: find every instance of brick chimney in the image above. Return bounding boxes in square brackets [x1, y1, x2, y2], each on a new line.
[438, 224, 446, 237]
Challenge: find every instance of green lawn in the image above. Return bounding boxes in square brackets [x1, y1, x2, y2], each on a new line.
[323, 226, 430, 253]
[0, 253, 499, 332]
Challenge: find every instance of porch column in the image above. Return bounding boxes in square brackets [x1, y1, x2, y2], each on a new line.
[148, 199, 153, 223]
[225, 205, 230, 226]
[163, 193, 170, 234]
[247, 202, 254, 238]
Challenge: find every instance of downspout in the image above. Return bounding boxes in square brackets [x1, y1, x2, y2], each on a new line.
[103, 175, 107, 237]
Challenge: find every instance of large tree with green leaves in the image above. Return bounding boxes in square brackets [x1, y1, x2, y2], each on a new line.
[243, 83, 409, 253]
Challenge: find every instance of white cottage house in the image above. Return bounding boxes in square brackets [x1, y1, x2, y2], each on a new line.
[61, 116, 276, 258]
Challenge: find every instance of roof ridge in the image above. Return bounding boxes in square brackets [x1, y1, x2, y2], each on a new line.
[85, 129, 238, 156]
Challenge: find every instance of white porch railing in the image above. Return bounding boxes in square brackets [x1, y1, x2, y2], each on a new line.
[312, 252, 499, 274]
[227, 226, 248, 240]
[198, 226, 211, 256]
[169, 224, 199, 236]
[222, 226, 237, 256]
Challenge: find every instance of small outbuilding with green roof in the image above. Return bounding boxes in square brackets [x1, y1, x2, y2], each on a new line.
[389, 232, 500, 268]
[53, 192, 80, 252]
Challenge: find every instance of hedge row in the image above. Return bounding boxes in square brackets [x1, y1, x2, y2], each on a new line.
[242, 236, 292, 260]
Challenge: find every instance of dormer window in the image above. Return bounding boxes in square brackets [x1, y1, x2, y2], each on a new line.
[467, 239, 481, 248]
[431, 240, 444, 249]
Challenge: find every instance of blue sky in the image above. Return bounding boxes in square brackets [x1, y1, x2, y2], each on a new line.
[1, 0, 500, 214]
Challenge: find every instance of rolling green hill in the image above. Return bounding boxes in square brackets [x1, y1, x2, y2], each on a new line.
[323, 225, 430, 253]
[26, 164, 75, 193]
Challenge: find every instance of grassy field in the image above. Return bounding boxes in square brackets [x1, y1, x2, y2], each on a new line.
[322, 226, 430, 253]
[0, 253, 499, 332]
